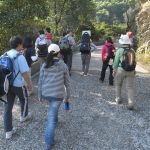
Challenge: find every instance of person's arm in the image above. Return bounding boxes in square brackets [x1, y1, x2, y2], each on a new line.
[38, 67, 44, 103]
[18, 55, 32, 90]
[35, 38, 39, 47]
[64, 66, 71, 102]
[22, 72, 32, 91]
[113, 48, 121, 70]
[30, 48, 38, 61]
[90, 43, 97, 52]
[76, 40, 81, 45]
[50, 33, 52, 41]
[101, 45, 107, 62]
[68, 36, 76, 48]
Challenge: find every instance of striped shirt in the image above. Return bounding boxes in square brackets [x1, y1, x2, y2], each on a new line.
[38, 60, 71, 101]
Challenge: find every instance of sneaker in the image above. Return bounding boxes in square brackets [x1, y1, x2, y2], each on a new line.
[20, 112, 32, 122]
[127, 106, 134, 111]
[115, 99, 122, 104]
[46, 141, 56, 150]
[109, 83, 113, 86]
[99, 78, 104, 82]
[6, 127, 16, 139]
[84, 73, 88, 76]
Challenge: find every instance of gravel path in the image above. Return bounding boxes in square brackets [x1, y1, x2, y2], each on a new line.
[0, 47, 150, 150]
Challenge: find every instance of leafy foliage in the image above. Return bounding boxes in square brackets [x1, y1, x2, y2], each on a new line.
[94, 0, 136, 25]
[0, 0, 137, 55]
[0, 0, 49, 54]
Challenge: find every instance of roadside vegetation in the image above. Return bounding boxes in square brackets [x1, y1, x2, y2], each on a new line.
[0, 0, 139, 55]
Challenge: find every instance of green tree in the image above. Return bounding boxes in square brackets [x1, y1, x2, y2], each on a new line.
[0, 0, 49, 53]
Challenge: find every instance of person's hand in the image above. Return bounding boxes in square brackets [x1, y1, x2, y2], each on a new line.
[112, 70, 117, 77]
[39, 98, 43, 103]
[27, 84, 32, 92]
[66, 98, 70, 102]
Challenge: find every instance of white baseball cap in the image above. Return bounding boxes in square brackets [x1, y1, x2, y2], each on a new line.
[48, 44, 60, 54]
[119, 34, 131, 45]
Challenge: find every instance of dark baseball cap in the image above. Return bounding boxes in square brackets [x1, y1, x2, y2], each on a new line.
[67, 29, 73, 33]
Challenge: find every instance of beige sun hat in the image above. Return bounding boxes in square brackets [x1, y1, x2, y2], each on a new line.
[48, 44, 60, 54]
[119, 34, 131, 45]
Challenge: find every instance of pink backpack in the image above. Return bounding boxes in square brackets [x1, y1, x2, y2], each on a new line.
[21, 48, 27, 57]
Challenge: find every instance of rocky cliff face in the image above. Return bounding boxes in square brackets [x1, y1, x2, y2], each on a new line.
[137, 0, 150, 49]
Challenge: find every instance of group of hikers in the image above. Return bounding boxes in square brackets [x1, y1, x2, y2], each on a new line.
[0, 27, 137, 150]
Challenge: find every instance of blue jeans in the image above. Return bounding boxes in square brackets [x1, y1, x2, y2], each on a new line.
[45, 100, 62, 147]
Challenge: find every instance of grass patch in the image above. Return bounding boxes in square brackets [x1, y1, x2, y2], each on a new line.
[136, 53, 150, 64]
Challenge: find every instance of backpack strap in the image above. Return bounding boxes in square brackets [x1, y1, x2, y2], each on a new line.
[12, 53, 22, 82]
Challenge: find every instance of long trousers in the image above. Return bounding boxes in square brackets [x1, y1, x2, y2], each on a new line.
[81, 54, 91, 75]
[4, 86, 28, 132]
[100, 62, 113, 85]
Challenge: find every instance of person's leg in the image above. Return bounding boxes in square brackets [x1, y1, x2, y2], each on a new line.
[109, 65, 114, 85]
[100, 62, 108, 81]
[64, 54, 67, 64]
[81, 54, 86, 73]
[125, 71, 135, 109]
[115, 70, 125, 103]
[45, 101, 62, 148]
[84, 54, 91, 75]
[4, 87, 16, 132]
[67, 50, 73, 74]
[27, 68, 33, 96]
[38, 57, 46, 68]
[13, 86, 29, 117]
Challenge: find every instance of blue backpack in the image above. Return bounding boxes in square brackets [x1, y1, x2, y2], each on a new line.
[0, 52, 21, 103]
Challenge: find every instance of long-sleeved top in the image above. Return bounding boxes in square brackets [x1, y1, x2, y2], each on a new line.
[35, 34, 51, 57]
[25, 47, 37, 68]
[113, 45, 136, 70]
[101, 42, 116, 62]
[38, 59, 71, 101]
[66, 34, 76, 49]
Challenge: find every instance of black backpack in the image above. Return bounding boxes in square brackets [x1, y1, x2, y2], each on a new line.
[106, 45, 116, 62]
[121, 47, 136, 71]
[80, 32, 91, 53]
[0, 52, 21, 103]
[37, 44, 48, 57]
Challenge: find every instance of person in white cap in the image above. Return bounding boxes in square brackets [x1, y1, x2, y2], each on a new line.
[38, 44, 71, 150]
[113, 34, 136, 110]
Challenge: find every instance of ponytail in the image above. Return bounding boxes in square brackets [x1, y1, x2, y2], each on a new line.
[45, 52, 54, 68]
[44, 52, 59, 68]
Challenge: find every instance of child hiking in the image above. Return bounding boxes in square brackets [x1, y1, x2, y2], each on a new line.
[3, 36, 32, 139]
[38, 44, 71, 150]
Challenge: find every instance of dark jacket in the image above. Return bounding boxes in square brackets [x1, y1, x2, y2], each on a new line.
[25, 47, 36, 68]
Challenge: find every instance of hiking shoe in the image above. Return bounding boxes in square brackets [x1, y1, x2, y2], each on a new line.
[127, 106, 134, 111]
[6, 127, 16, 139]
[84, 74, 88, 76]
[109, 83, 113, 86]
[20, 112, 32, 122]
[99, 79, 104, 82]
[46, 141, 56, 150]
[115, 99, 122, 104]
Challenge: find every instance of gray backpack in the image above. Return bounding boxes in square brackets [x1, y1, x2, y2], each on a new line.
[59, 35, 70, 55]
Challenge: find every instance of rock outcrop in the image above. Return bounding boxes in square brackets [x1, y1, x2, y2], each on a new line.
[137, 0, 150, 52]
